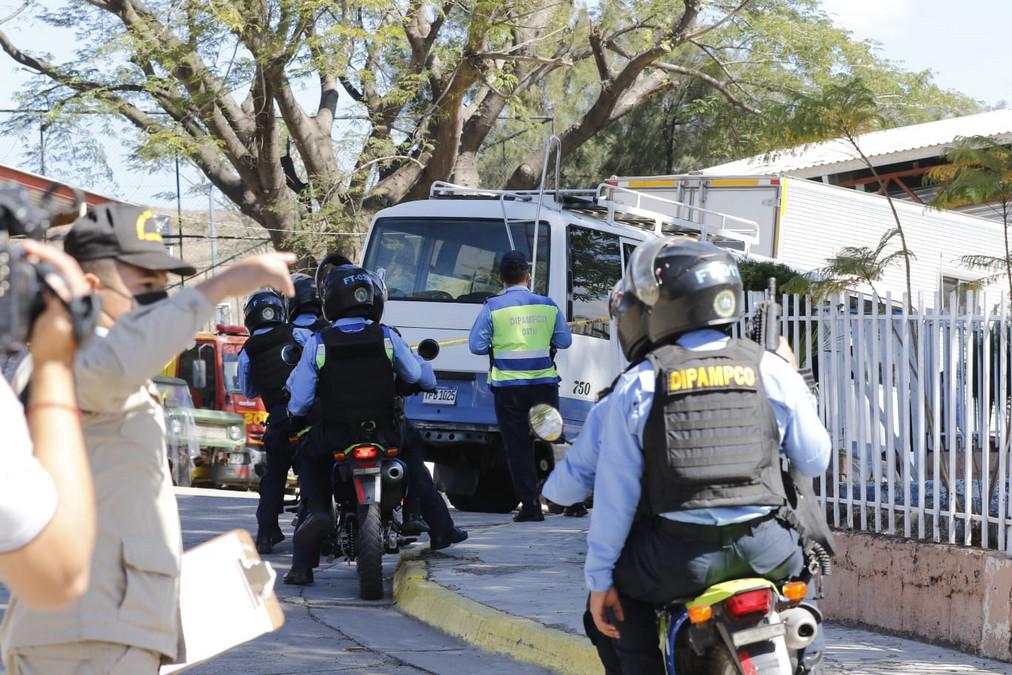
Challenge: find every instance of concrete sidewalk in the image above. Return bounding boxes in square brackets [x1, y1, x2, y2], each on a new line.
[395, 512, 1012, 674]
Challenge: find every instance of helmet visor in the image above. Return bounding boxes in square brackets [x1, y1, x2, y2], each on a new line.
[626, 237, 671, 307]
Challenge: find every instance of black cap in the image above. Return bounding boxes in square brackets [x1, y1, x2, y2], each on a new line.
[65, 204, 196, 276]
[500, 250, 530, 277]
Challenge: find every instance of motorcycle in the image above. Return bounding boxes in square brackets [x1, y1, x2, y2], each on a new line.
[328, 338, 442, 600]
[528, 404, 824, 675]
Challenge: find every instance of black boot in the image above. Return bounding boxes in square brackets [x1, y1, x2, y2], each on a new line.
[283, 567, 314, 585]
[429, 527, 468, 551]
[255, 525, 285, 554]
[513, 503, 545, 522]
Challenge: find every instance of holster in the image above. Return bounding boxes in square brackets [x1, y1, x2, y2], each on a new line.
[777, 464, 836, 558]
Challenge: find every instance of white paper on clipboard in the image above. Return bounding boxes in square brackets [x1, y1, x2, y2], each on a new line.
[160, 529, 285, 674]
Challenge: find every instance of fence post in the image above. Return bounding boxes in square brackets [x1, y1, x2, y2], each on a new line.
[884, 292, 896, 535]
[932, 293, 942, 543]
[915, 292, 927, 540]
[947, 290, 959, 544]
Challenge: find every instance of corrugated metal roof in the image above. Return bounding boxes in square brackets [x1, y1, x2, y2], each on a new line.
[702, 108, 1012, 177]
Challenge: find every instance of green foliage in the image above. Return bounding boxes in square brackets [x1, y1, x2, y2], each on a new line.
[737, 258, 803, 293]
[556, 0, 978, 182]
[931, 136, 1012, 212]
[931, 136, 1012, 297]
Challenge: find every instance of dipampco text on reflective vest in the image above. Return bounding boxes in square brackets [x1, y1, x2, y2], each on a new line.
[667, 364, 757, 393]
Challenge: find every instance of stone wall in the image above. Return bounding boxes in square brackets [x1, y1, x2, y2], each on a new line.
[822, 530, 1012, 661]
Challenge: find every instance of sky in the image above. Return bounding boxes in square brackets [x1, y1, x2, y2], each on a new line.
[1, 0, 1011, 209]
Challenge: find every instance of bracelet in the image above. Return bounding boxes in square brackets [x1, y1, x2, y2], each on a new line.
[26, 402, 82, 420]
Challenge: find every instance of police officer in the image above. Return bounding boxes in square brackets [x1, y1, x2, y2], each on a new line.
[282, 256, 433, 585]
[238, 289, 313, 553]
[468, 250, 572, 521]
[365, 272, 468, 549]
[576, 238, 831, 674]
[543, 278, 652, 674]
[289, 272, 330, 332]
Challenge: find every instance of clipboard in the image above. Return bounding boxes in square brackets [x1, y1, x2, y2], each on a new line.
[160, 529, 285, 673]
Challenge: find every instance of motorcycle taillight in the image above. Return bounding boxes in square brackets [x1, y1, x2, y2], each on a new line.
[352, 445, 379, 460]
[724, 588, 773, 619]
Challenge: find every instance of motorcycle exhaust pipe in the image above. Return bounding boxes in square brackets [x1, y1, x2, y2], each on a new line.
[781, 607, 819, 651]
[417, 338, 440, 361]
[382, 459, 406, 485]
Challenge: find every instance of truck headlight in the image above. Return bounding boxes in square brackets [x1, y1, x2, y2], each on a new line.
[168, 418, 183, 435]
[227, 424, 244, 441]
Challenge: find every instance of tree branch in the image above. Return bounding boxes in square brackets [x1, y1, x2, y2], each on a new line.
[651, 62, 760, 113]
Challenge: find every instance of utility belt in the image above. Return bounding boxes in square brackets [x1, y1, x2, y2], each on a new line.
[655, 510, 779, 545]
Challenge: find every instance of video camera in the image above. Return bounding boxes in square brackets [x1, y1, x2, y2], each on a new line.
[0, 182, 98, 353]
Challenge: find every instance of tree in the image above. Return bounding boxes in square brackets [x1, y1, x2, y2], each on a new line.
[0, 0, 761, 256]
[780, 77, 915, 310]
[558, 0, 978, 184]
[930, 136, 1012, 302]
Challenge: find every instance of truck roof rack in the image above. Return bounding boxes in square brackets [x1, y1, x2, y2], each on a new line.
[426, 180, 760, 251]
[584, 183, 759, 250]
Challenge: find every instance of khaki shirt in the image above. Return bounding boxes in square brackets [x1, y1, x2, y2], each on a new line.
[1, 288, 215, 662]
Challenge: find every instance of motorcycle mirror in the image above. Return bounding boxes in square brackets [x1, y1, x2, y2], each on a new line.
[417, 338, 440, 361]
[528, 404, 563, 443]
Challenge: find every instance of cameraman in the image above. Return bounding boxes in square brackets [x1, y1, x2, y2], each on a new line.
[0, 241, 96, 609]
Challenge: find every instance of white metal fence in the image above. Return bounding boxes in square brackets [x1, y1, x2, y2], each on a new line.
[747, 291, 1012, 552]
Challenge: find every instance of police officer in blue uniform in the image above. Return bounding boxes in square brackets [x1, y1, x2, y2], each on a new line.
[543, 277, 652, 673]
[238, 289, 315, 553]
[365, 272, 468, 549]
[282, 256, 434, 585]
[549, 238, 831, 674]
[469, 250, 572, 521]
[289, 272, 331, 333]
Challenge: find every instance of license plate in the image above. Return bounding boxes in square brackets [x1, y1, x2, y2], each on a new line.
[228, 453, 246, 465]
[422, 387, 457, 406]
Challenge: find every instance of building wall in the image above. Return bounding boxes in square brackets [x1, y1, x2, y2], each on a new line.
[778, 177, 1008, 306]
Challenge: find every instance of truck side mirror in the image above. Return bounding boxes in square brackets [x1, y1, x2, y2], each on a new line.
[192, 360, 207, 391]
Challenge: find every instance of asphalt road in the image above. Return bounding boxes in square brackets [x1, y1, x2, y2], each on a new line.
[176, 489, 547, 675]
[0, 488, 544, 675]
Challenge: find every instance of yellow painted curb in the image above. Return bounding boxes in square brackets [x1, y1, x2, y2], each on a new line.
[393, 554, 603, 675]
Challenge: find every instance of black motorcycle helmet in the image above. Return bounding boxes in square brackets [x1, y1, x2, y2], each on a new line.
[626, 237, 744, 345]
[243, 288, 287, 332]
[366, 271, 388, 323]
[608, 278, 651, 363]
[315, 253, 374, 321]
[288, 272, 322, 322]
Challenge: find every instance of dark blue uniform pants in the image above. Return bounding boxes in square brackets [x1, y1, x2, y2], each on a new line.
[586, 516, 814, 675]
[492, 383, 559, 507]
[291, 432, 334, 571]
[401, 422, 453, 538]
[256, 403, 293, 535]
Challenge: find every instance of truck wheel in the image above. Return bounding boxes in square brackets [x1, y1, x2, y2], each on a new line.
[448, 465, 518, 514]
[357, 503, 384, 600]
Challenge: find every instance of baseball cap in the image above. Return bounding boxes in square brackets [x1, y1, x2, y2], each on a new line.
[500, 250, 530, 276]
[65, 204, 196, 276]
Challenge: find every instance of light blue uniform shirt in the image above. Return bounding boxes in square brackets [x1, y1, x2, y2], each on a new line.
[237, 317, 316, 399]
[468, 285, 573, 356]
[286, 317, 432, 416]
[543, 329, 832, 593]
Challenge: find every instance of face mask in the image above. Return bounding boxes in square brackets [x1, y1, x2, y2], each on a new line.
[133, 290, 169, 306]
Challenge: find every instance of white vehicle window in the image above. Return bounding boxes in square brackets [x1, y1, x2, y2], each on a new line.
[363, 218, 550, 302]
[569, 225, 622, 339]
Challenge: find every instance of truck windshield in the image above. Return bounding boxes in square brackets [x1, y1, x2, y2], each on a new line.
[363, 218, 550, 302]
[156, 381, 195, 409]
[222, 345, 243, 394]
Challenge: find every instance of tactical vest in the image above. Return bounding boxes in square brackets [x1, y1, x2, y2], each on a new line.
[488, 291, 560, 387]
[640, 338, 785, 515]
[243, 324, 300, 410]
[316, 323, 397, 438]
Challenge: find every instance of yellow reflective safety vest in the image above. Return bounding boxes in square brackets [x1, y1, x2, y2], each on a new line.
[487, 290, 561, 387]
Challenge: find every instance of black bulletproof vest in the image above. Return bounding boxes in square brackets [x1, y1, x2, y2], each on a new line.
[640, 338, 785, 515]
[317, 323, 396, 435]
[243, 324, 300, 410]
